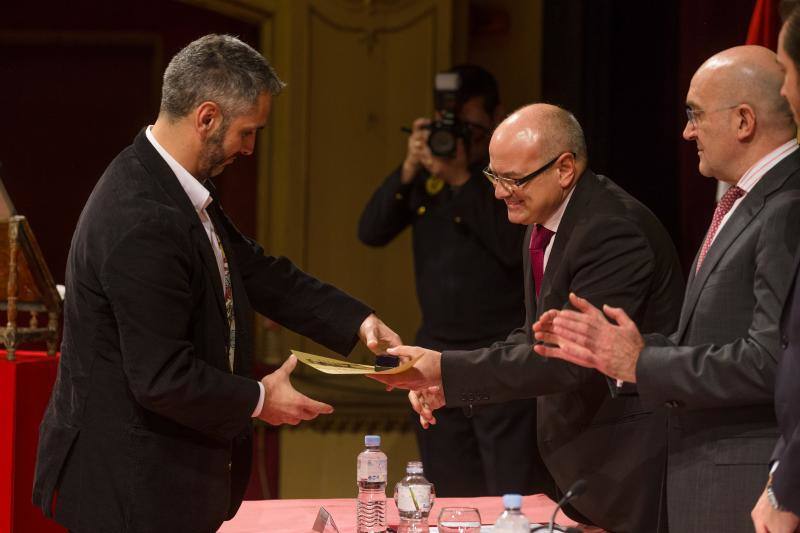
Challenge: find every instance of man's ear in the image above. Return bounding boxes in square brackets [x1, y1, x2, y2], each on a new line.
[735, 104, 756, 141]
[194, 101, 221, 138]
[557, 152, 578, 190]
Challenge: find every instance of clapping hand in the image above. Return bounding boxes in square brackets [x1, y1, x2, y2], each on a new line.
[409, 386, 446, 429]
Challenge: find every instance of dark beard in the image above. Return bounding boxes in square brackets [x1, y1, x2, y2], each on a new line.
[196, 124, 228, 180]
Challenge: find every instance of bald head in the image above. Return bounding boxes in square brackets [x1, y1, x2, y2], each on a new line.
[692, 45, 793, 132]
[491, 103, 588, 168]
[685, 45, 796, 183]
[488, 104, 587, 225]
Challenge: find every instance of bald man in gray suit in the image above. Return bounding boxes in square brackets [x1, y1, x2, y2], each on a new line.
[534, 45, 800, 532]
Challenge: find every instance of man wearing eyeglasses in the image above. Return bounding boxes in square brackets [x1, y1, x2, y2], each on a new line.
[358, 66, 545, 498]
[531, 46, 800, 532]
[370, 103, 685, 532]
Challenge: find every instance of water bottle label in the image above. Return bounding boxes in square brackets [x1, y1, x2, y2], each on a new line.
[357, 456, 387, 482]
[396, 485, 431, 512]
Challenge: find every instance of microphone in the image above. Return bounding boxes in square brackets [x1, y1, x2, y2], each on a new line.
[548, 479, 587, 533]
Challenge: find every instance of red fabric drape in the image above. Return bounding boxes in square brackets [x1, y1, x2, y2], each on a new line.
[746, 0, 779, 49]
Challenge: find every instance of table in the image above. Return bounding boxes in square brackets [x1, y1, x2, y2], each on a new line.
[219, 494, 584, 532]
[0, 350, 65, 533]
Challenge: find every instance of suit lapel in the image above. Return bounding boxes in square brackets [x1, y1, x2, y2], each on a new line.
[206, 186, 252, 375]
[780, 239, 800, 328]
[193, 227, 228, 321]
[523, 224, 536, 335]
[677, 151, 800, 340]
[675, 250, 701, 339]
[132, 129, 227, 321]
[536, 170, 597, 317]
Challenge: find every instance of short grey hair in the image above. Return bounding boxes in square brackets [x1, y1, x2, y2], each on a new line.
[535, 105, 588, 162]
[160, 34, 285, 120]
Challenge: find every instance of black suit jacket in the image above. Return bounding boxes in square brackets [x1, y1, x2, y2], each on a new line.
[637, 152, 800, 532]
[32, 129, 372, 533]
[442, 171, 685, 532]
[770, 193, 800, 516]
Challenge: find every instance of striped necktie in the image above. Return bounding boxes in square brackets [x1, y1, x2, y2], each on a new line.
[210, 224, 236, 372]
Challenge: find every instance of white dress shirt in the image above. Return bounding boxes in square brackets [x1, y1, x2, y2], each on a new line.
[145, 126, 265, 417]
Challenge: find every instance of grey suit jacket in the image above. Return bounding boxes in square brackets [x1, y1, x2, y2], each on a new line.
[637, 150, 800, 532]
[769, 196, 800, 516]
[441, 171, 685, 533]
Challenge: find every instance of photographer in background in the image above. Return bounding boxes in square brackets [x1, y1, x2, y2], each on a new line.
[358, 65, 547, 497]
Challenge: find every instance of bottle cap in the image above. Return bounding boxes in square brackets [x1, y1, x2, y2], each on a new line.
[406, 461, 424, 474]
[364, 435, 381, 447]
[503, 494, 522, 509]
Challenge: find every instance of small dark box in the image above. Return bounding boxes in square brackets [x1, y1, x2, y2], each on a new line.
[374, 354, 400, 371]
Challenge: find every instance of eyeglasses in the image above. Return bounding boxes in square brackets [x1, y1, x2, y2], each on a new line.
[685, 105, 739, 127]
[483, 152, 574, 192]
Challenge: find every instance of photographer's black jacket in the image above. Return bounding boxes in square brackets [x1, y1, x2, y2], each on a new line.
[358, 164, 525, 349]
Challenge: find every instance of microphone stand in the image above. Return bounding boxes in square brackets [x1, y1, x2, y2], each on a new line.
[548, 479, 587, 533]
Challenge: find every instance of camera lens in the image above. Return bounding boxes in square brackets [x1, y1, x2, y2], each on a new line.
[428, 128, 457, 158]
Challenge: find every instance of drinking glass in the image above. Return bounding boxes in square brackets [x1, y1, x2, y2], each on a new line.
[436, 507, 481, 533]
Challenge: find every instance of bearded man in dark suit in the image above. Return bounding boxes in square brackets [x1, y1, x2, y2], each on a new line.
[371, 103, 685, 532]
[32, 34, 400, 533]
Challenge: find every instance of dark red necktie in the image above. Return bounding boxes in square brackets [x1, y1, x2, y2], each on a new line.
[696, 185, 745, 273]
[530, 224, 555, 297]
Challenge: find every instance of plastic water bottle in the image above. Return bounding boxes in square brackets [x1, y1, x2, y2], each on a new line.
[394, 461, 435, 532]
[493, 494, 530, 533]
[357, 435, 387, 533]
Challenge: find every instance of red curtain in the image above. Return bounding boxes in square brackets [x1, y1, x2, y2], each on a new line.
[746, 0, 779, 49]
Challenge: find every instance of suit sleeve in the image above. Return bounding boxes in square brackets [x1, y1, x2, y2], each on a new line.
[636, 195, 800, 410]
[442, 216, 657, 406]
[772, 426, 800, 515]
[100, 214, 259, 442]
[357, 167, 415, 246]
[443, 173, 524, 269]
[214, 204, 373, 356]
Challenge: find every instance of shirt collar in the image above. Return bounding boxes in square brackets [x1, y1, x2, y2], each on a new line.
[540, 185, 576, 234]
[145, 125, 212, 212]
[736, 138, 799, 193]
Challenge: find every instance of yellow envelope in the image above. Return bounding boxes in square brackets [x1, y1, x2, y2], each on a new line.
[291, 350, 418, 375]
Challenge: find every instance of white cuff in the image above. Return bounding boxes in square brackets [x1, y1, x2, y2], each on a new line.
[252, 382, 265, 417]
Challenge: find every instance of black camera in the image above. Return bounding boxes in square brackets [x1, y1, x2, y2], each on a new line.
[426, 72, 471, 158]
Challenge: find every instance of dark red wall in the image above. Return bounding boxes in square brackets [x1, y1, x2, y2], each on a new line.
[1, 0, 261, 282]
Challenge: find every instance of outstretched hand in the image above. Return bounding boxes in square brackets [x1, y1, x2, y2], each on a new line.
[532, 292, 643, 383]
[367, 345, 442, 391]
[258, 355, 334, 426]
[359, 313, 403, 355]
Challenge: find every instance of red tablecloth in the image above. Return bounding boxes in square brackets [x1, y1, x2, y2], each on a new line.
[0, 350, 65, 533]
[219, 494, 581, 533]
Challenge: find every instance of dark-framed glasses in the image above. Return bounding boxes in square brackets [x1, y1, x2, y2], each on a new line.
[484, 152, 575, 191]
